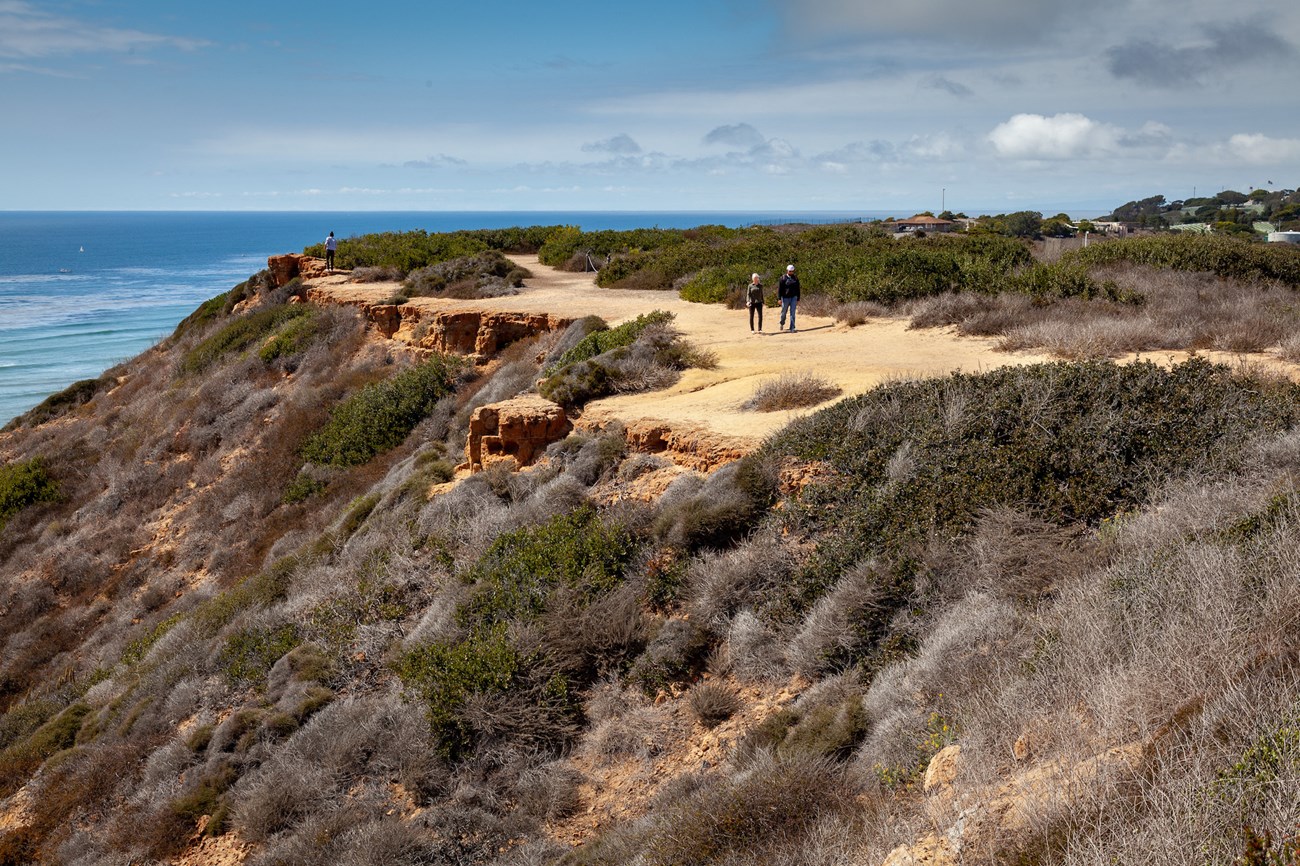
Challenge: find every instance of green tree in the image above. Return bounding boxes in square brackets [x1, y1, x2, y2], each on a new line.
[1110, 195, 1166, 221]
[1004, 211, 1044, 238]
[1214, 221, 1256, 237]
[1041, 219, 1075, 238]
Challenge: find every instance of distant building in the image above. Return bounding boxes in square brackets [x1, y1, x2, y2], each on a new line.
[1087, 221, 1131, 237]
[894, 215, 956, 233]
[1269, 231, 1300, 245]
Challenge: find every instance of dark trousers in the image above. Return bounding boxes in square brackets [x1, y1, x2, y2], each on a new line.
[326, 249, 335, 270]
[749, 304, 763, 331]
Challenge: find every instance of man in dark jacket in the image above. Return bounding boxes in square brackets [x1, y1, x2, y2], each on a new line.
[777, 264, 800, 332]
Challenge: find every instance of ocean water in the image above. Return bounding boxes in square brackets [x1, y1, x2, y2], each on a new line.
[0, 210, 894, 426]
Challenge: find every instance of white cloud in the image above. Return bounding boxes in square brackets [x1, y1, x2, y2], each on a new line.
[0, 1, 205, 62]
[988, 113, 1121, 159]
[901, 133, 962, 160]
[1221, 133, 1300, 164]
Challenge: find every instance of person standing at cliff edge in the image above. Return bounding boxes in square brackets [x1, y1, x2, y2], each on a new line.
[745, 272, 765, 333]
[778, 264, 801, 332]
[325, 231, 337, 272]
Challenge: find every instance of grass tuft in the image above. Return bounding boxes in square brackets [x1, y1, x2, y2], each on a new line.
[742, 373, 843, 412]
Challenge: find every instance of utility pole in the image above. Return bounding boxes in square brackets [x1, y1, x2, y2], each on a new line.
[941, 188, 945, 214]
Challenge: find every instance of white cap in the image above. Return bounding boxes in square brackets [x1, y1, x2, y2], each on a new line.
[786, 264, 795, 271]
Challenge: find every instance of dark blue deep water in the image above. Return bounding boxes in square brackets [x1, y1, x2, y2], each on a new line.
[0, 210, 893, 425]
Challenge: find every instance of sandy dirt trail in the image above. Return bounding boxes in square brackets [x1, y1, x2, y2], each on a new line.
[314, 254, 1060, 444]
[512, 255, 1062, 441]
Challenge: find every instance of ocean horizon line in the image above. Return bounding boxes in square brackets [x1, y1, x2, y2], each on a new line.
[0, 206, 1111, 218]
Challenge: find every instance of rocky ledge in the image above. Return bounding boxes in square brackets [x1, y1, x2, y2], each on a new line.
[464, 395, 572, 472]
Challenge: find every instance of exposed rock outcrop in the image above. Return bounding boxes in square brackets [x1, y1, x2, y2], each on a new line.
[267, 253, 328, 286]
[882, 740, 1147, 866]
[466, 395, 572, 472]
[399, 310, 569, 358]
[301, 286, 571, 363]
[576, 415, 752, 473]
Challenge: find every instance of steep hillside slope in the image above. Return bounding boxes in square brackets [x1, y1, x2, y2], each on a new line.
[2, 254, 1300, 866]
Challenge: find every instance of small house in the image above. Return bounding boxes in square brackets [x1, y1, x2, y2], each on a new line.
[894, 215, 956, 233]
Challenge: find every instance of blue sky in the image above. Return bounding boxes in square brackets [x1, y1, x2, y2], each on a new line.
[3, 0, 1299, 215]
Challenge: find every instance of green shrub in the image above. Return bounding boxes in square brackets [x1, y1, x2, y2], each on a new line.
[192, 556, 300, 636]
[458, 504, 636, 629]
[538, 359, 612, 408]
[538, 226, 692, 269]
[394, 624, 521, 759]
[395, 505, 637, 757]
[303, 226, 562, 272]
[539, 311, 706, 409]
[0, 703, 91, 797]
[0, 700, 60, 752]
[121, 613, 184, 666]
[1067, 233, 1300, 286]
[258, 307, 323, 362]
[544, 310, 674, 375]
[171, 760, 239, 829]
[0, 457, 61, 532]
[338, 493, 381, 538]
[219, 624, 302, 688]
[299, 355, 462, 467]
[179, 303, 316, 374]
[1212, 722, 1300, 802]
[764, 358, 1300, 617]
[405, 250, 528, 298]
[544, 223, 1032, 304]
[281, 473, 327, 504]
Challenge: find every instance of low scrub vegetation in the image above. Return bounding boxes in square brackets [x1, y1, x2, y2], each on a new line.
[742, 372, 843, 412]
[299, 355, 463, 467]
[179, 303, 317, 375]
[0, 457, 60, 532]
[303, 226, 560, 273]
[2, 373, 115, 431]
[405, 250, 529, 299]
[764, 358, 1300, 617]
[1067, 232, 1300, 287]
[540, 311, 715, 409]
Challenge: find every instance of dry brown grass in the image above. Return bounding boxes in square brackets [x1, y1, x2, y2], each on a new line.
[797, 293, 888, 326]
[904, 265, 1300, 359]
[686, 680, 740, 728]
[741, 373, 842, 412]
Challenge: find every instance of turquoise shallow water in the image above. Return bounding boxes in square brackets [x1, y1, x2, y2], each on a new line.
[0, 210, 894, 425]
